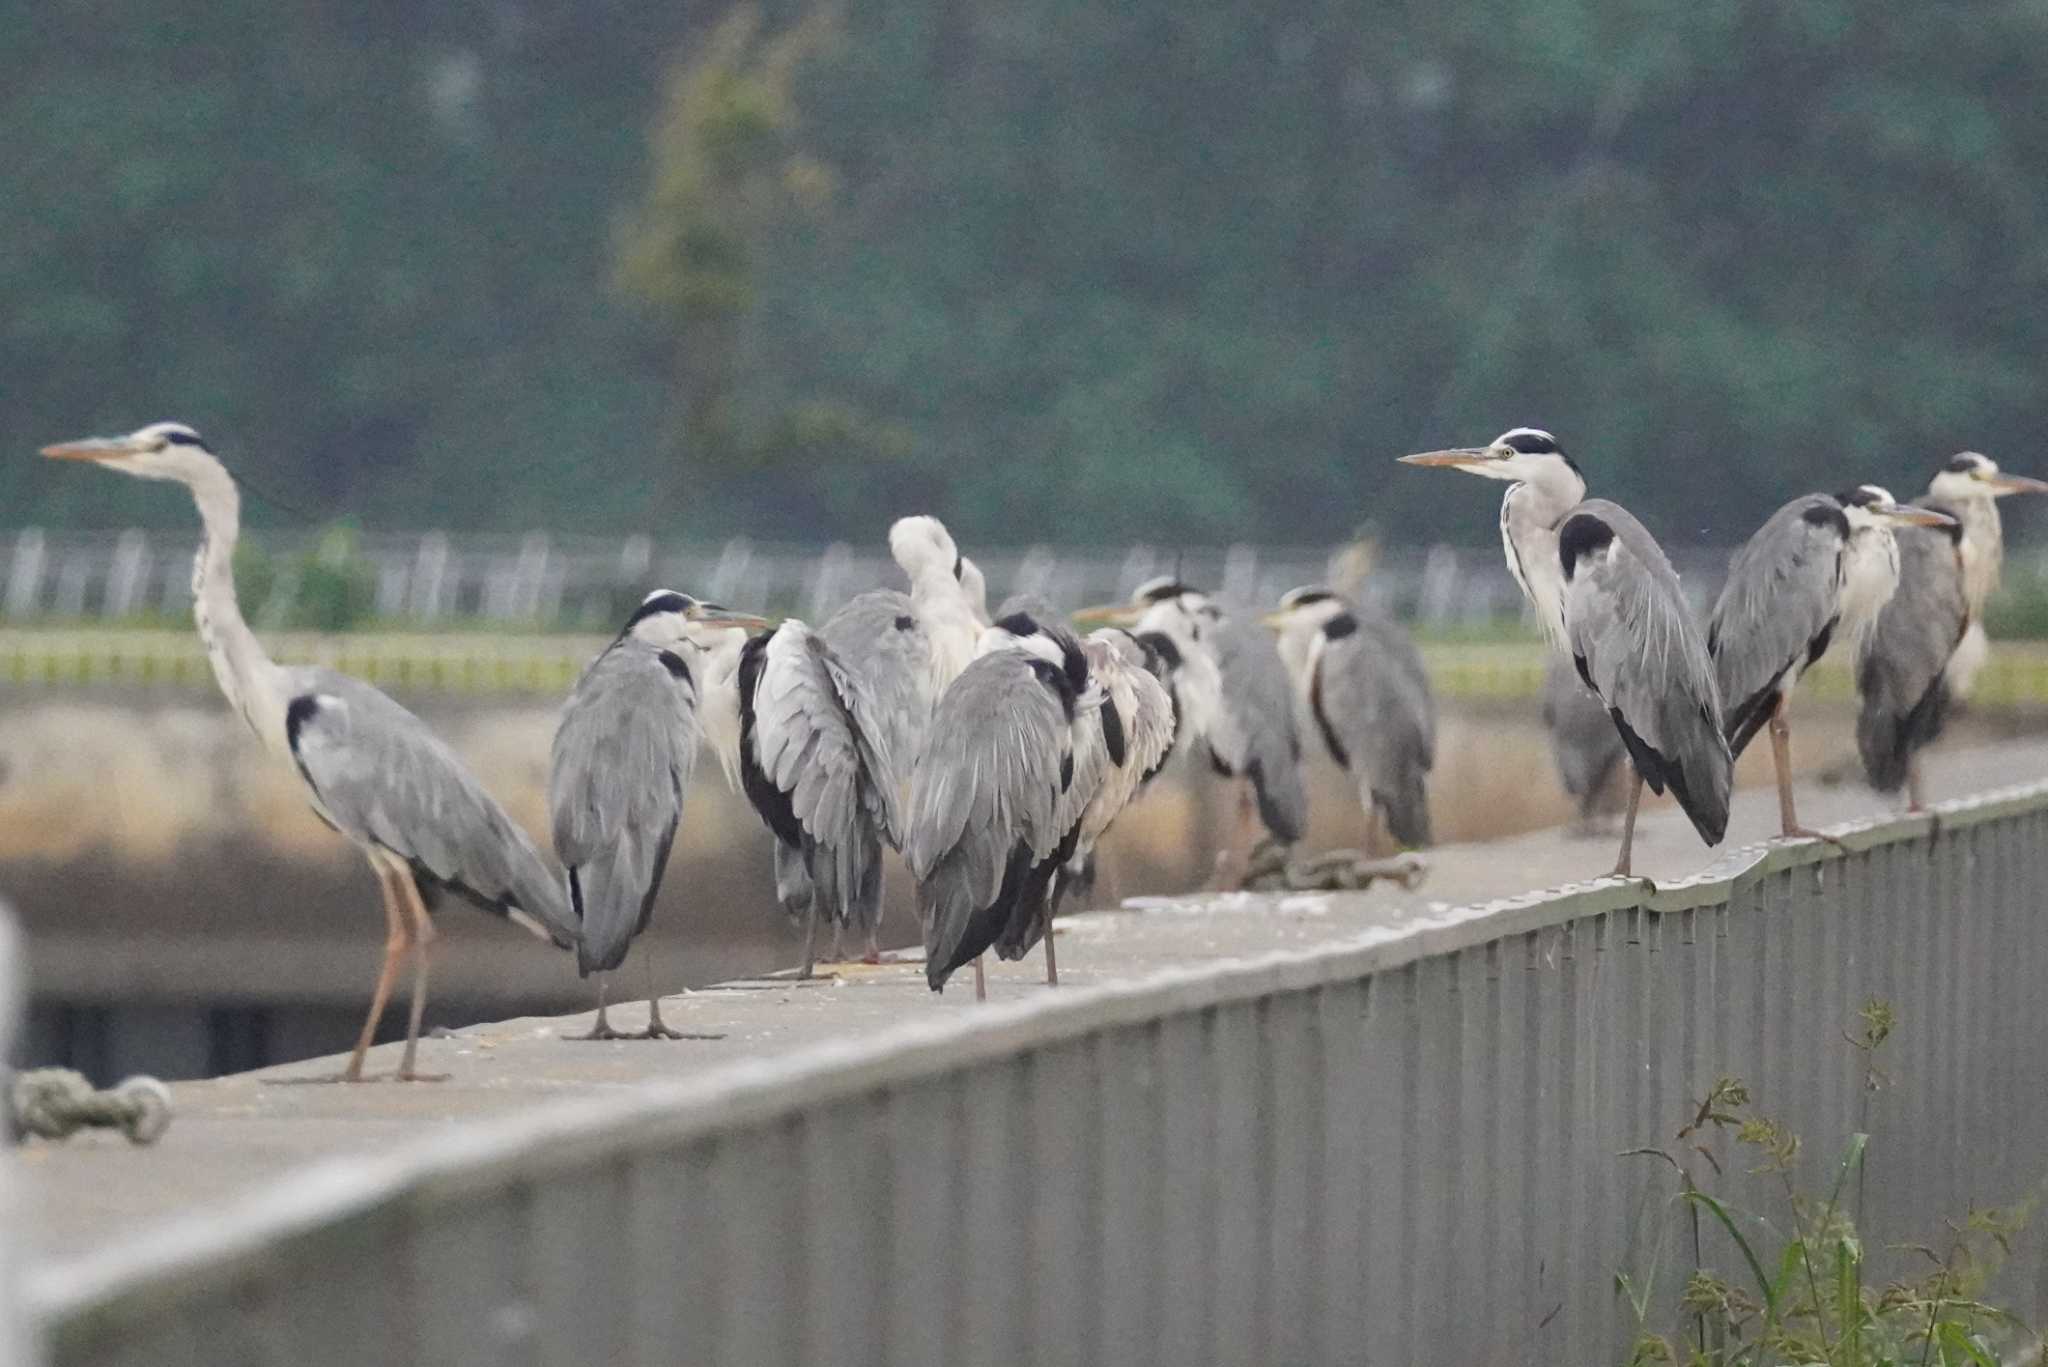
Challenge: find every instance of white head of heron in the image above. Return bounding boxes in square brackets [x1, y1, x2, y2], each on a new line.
[41, 422, 219, 484]
[1928, 452, 2048, 502]
[1398, 426, 1586, 499]
[1836, 485, 1956, 531]
[888, 514, 962, 583]
[957, 555, 990, 624]
[1261, 585, 1350, 631]
[620, 591, 771, 650]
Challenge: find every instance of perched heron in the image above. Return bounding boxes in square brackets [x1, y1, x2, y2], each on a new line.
[548, 591, 769, 1038]
[1541, 655, 1628, 836]
[908, 609, 1102, 997]
[1264, 586, 1436, 851]
[1709, 487, 1954, 836]
[1400, 428, 1731, 876]
[989, 597, 1177, 978]
[41, 424, 579, 1081]
[1857, 453, 2048, 807]
[1076, 578, 1307, 887]
[684, 613, 905, 979]
[796, 518, 982, 961]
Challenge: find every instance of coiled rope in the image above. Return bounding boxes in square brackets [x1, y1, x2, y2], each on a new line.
[8, 1068, 173, 1146]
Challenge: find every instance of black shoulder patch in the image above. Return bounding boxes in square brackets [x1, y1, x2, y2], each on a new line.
[1100, 698, 1127, 768]
[993, 611, 1039, 638]
[1323, 612, 1359, 641]
[1136, 630, 1181, 669]
[1062, 639, 1090, 696]
[284, 694, 321, 753]
[1557, 512, 1615, 581]
[1027, 657, 1078, 721]
[735, 633, 803, 849]
[1059, 750, 1074, 792]
[894, 614, 916, 631]
[656, 649, 691, 684]
[1801, 501, 1850, 537]
[1805, 615, 1838, 670]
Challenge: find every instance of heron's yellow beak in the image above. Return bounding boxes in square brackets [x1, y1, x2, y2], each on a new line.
[40, 436, 143, 462]
[1257, 610, 1291, 629]
[1072, 602, 1140, 627]
[1881, 506, 1956, 529]
[688, 605, 774, 631]
[1986, 472, 2048, 497]
[1397, 447, 1499, 471]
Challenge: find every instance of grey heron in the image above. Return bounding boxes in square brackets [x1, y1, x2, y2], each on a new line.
[548, 591, 769, 1038]
[1263, 586, 1436, 851]
[41, 423, 580, 1082]
[1541, 655, 1628, 836]
[1709, 487, 1954, 837]
[1075, 578, 1307, 887]
[908, 609, 1102, 996]
[678, 610, 905, 979]
[987, 597, 1177, 981]
[1857, 453, 2048, 807]
[792, 518, 982, 962]
[1400, 427, 1731, 876]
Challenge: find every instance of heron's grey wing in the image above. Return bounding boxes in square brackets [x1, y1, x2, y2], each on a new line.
[1707, 496, 1845, 758]
[1208, 615, 1308, 843]
[1316, 626, 1434, 846]
[752, 626, 894, 915]
[285, 670, 578, 947]
[1856, 519, 1967, 791]
[1561, 500, 1732, 845]
[908, 656, 1070, 984]
[547, 642, 699, 973]
[1542, 656, 1625, 811]
[822, 589, 933, 792]
[1354, 602, 1437, 754]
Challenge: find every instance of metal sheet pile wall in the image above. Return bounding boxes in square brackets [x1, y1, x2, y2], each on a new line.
[40, 798, 2048, 1366]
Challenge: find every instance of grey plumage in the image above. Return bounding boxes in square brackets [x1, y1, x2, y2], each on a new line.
[1857, 512, 1967, 792]
[1541, 656, 1625, 825]
[820, 589, 935, 792]
[1561, 498, 1731, 844]
[908, 645, 1082, 991]
[289, 669, 578, 946]
[1709, 495, 1850, 759]
[736, 621, 900, 972]
[1302, 600, 1436, 847]
[548, 639, 698, 975]
[1207, 613, 1309, 843]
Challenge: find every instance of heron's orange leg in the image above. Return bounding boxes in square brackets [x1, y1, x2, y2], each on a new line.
[391, 869, 447, 1082]
[1612, 773, 1645, 878]
[973, 955, 987, 1001]
[1043, 921, 1059, 987]
[1769, 700, 1845, 846]
[340, 859, 411, 1083]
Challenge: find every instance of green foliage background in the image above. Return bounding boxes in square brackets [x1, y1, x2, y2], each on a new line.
[5, 1, 2046, 549]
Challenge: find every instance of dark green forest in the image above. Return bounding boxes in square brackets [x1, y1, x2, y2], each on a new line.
[6, 0, 2046, 547]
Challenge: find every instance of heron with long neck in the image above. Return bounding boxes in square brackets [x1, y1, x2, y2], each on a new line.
[41, 423, 580, 1081]
[1401, 427, 1731, 877]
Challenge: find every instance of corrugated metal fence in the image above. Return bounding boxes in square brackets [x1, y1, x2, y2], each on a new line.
[30, 787, 2048, 1365]
[1, 909, 34, 1367]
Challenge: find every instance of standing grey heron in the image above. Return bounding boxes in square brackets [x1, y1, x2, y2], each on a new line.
[794, 517, 983, 962]
[985, 598, 1177, 982]
[908, 609, 1102, 996]
[548, 591, 769, 1039]
[1709, 487, 1953, 836]
[1075, 578, 1307, 887]
[1400, 428, 1731, 876]
[681, 610, 904, 979]
[1541, 655, 1628, 836]
[41, 423, 580, 1081]
[1264, 586, 1436, 850]
[1857, 453, 2048, 807]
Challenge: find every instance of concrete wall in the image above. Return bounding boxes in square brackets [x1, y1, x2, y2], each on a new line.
[29, 786, 2048, 1366]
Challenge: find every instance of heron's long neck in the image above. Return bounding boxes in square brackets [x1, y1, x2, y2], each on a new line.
[1501, 484, 1571, 650]
[188, 470, 287, 752]
[912, 575, 982, 693]
[1954, 499, 2004, 612]
[694, 636, 748, 791]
